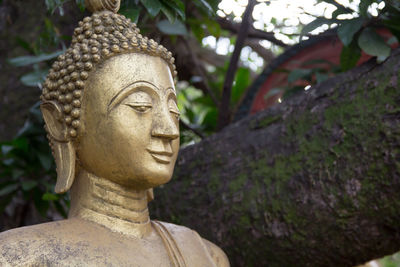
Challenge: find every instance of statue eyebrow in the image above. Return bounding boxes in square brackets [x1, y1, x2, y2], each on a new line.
[166, 88, 177, 102]
[107, 81, 158, 113]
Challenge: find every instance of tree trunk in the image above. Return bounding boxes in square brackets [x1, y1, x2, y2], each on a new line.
[150, 49, 400, 267]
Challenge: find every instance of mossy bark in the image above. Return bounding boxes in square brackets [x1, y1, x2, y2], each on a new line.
[151, 49, 400, 267]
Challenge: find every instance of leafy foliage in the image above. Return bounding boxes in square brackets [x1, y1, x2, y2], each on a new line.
[303, 0, 400, 69]
[268, 59, 340, 102]
[0, 103, 68, 219]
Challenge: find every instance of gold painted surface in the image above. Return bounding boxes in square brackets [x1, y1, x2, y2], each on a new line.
[0, 1, 229, 266]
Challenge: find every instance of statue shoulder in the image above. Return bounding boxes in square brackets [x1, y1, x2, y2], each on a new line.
[0, 222, 54, 245]
[0, 219, 70, 241]
[0, 222, 55, 265]
[0, 220, 77, 266]
[154, 221, 230, 267]
[201, 238, 230, 267]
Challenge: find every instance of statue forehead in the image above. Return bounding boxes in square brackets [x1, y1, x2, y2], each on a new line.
[90, 53, 174, 90]
[82, 53, 175, 110]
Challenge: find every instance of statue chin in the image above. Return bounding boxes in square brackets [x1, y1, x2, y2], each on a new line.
[0, 2, 230, 266]
[105, 171, 174, 190]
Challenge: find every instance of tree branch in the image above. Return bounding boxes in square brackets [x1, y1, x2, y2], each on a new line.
[217, 0, 257, 130]
[152, 49, 400, 266]
[217, 17, 289, 47]
[180, 38, 220, 106]
[180, 120, 204, 139]
[244, 39, 275, 63]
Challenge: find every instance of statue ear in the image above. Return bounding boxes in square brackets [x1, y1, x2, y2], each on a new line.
[41, 102, 76, 194]
[41, 102, 67, 142]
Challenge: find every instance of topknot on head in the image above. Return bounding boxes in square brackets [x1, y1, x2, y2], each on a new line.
[85, 0, 121, 14]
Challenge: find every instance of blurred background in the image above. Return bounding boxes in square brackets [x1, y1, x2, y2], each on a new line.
[0, 0, 399, 266]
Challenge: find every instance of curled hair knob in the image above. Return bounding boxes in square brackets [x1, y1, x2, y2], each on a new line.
[84, 0, 121, 13]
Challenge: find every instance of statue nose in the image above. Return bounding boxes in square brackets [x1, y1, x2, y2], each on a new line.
[151, 109, 179, 140]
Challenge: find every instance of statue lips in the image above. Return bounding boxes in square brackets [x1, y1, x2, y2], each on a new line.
[146, 149, 173, 164]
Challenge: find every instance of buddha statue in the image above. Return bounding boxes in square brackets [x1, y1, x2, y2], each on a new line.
[0, 1, 229, 266]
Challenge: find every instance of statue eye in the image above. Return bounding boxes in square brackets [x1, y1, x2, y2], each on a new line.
[126, 103, 152, 113]
[170, 109, 180, 120]
[168, 99, 180, 120]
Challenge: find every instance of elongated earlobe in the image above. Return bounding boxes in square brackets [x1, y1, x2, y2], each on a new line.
[41, 102, 76, 193]
[53, 142, 76, 193]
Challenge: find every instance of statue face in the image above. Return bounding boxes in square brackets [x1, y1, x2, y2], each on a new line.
[77, 53, 179, 189]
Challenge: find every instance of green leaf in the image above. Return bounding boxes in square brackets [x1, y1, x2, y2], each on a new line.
[157, 19, 187, 35]
[42, 192, 59, 201]
[204, 0, 219, 11]
[0, 184, 19, 197]
[8, 50, 64, 67]
[140, 0, 162, 17]
[358, 27, 391, 61]
[75, 0, 85, 11]
[22, 181, 38, 191]
[12, 137, 29, 152]
[161, 0, 185, 20]
[301, 17, 335, 36]
[161, 5, 176, 22]
[204, 19, 221, 38]
[189, 20, 205, 41]
[202, 107, 217, 131]
[20, 69, 49, 87]
[340, 42, 361, 71]
[195, 95, 214, 107]
[231, 67, 250, 105]
[45, 0, 68, 15]
[177, 91, 187, 111]
[288, 69, 313, 83]
[193, 0, 214, 14]
[337, 18, 364, 46]
[16, 121, 34, 137]
[15, 37, 34, 54]
[120, 6, 141, 24]
[359, 0, 373, 17]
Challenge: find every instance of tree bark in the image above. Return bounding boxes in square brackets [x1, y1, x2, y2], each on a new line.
[151, 49, 400, 267]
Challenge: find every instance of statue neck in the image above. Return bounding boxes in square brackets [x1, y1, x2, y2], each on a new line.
[68, 170, 152, 238]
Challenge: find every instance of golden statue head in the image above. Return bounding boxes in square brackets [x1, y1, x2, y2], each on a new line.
[40, 0, 180, 194]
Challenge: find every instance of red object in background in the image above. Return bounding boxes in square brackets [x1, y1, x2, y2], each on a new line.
[247, 28, 397, 115]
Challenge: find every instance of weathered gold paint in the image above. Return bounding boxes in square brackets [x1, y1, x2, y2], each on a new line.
[0, 1, 229, 266]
